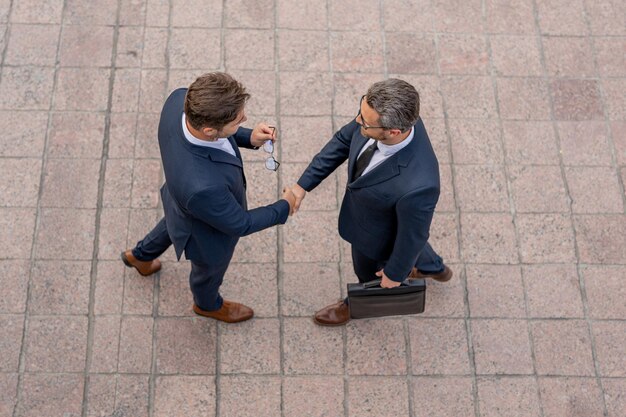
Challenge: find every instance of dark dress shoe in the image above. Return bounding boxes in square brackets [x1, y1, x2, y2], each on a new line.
[120, 250, 162, 276]
[409, 265, 453, 282]
[314, 300, 350, 326]
[193, 300, 254, 323]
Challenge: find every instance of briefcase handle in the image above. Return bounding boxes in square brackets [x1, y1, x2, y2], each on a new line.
[362, 278, 411, 288]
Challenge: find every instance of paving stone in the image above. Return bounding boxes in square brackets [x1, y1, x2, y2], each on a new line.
[490, 35, 543, 76]
[0, 314, 24, 372]
[87, 374, 149, 417]
[471, 319, 534, 375]
[467, 264, 526, 318]
[155, 375, 216, 417]
[0, 208, 36, 259]
[219, 375, 280, 417]
[346, 318, 407, 375]
[484, 0, 535, 34]
[454, 165, 509, 212]
[566, 166, 623, 213]
[24, 316, 88, 372]
[0, 158, 41, 207]
[283, 376, 344, 417]
[497, 77, 552, 120]
[591, 321, 626, 377]
[386, 32, 437, 74]
[15, 373, 83, 417]
[557, 121, 612, 166]
[29, 260, 91, 315]
[224, 29, 274, 71]
[156, 317, 216, 374]
[0, 260, 30, 313]
[219, 318, 280, 374]
[331, 32, 384, 73]
[411, 376, 475, 416]
[524, 264, 584, 318]
[5, 24, 60, 66]
[573, 215, 626, 264]
[171, 0, 222, 28]
[0, 373, 18, 417]
[509, 165, 569, 213]
[536, 0, 588, 35]
[580, 265, 626, 319]
[531, 320, 595, 376]
[348, 376, 409, 417]
[278, 30, 329, 72]
[277, 0, 327, 30]
[59, 25, 114, 67]
[603, 378, 626, 417]
[538, 377, 604, 417]
[0, 67, 55, 110]
[409, 318, 471, 375]
[516, 214, 577, 263]
[281, 263, 340, 317]
[477, 376, 541, 417]
[438, 34, 489, 75]
[283, 317, 343, 375]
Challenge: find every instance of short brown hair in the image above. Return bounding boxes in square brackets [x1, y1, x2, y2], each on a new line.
[184, 72, 250, 130]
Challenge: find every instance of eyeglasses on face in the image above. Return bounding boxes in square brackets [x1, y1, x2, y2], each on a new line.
[355, 95, 387, 130]
[263, 126, 280, 171]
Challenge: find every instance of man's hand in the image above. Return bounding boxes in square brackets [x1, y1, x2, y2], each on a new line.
[251, 123, 276, 148]
[291, 184, 307, 214]
[376, 269, 402, 288]
[282, 186, 297, 216]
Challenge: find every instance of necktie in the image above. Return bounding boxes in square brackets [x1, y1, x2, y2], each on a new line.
[353, 141, 378, 180]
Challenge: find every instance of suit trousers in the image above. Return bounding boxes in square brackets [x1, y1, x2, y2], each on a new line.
[351, 242, 444, 283]
[132, 217, 226, 311]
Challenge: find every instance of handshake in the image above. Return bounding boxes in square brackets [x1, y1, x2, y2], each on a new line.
[281, 184, 307, 216]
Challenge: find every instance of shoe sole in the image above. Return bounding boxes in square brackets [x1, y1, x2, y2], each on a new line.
[193, 304, 253, 323]
[120, 251, 157, 277]
[312, 316, 350, 327]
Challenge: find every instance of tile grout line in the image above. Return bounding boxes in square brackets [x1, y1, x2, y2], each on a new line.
[11, 0, 68, 416]
[530, 0, 609, 415]
[323, 3, 350, 416]
[270, 1, 289, 416]
[81, 0, 123, 415]
[485, 1, 547, 415]
[378, 0, 416, 415]
[430, 8, 478, 417]
[577, 1, 616, 415]
[214, 1, 227, 415]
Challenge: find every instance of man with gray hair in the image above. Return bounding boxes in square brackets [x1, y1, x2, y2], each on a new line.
[290, 78, 452, 326]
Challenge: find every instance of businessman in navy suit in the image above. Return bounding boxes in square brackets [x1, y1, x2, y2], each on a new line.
[290, 79, 452, 326]
[121, 72, 296, 323]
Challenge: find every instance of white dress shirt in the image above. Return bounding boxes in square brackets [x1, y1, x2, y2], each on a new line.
[182, 113, 236, 157]
[357, 126, 415, 176]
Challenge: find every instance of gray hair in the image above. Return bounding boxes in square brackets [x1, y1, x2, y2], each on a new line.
[365, 79, 420, 131]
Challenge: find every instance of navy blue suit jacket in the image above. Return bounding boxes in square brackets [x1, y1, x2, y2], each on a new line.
[297, 119, 440, 281]
[158, 88, 289, 265]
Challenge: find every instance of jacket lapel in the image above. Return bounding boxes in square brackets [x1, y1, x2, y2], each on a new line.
[348, 129, 417, 189]
[348, 135, 370, 181]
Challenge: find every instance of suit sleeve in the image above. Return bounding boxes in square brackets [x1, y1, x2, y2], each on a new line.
[186, 185, 290, 237]
[383, 187, 440, 282]
[233, 127, 255, 149]
[296, 120, 358, 192]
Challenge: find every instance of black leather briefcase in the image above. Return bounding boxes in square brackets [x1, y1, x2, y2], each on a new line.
[348, 279, 426, 319]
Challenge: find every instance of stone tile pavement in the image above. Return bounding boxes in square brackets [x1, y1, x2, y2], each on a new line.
[0, 0, 625, 416]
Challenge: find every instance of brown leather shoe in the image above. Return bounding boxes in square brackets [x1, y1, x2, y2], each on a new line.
[120, 250, 161, 276]
[409, 265, 453, 282]
[314, 300, 350, 326]
[193, 300, 254, 323]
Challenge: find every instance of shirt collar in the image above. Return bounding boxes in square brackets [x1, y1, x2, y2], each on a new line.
[375, 126, 414, 156]
[182, 113, 229, 148]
